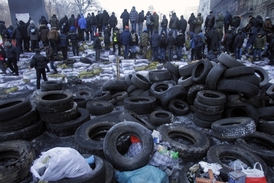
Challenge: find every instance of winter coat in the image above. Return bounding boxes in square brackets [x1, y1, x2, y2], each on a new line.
[161, 16, 169, 28]
[68, 14, 76, 29]
[130, 7, 139, 22]
[159, 35, 167, 49]
[178, 16, 187, 32]
[39, 26, 49, 43]
[30, 52, 49, 70]
[188, 14, 196, 33]
[18, 19, 31, 38]
[248, 17, 257, 28]
[169, 13, 179, 29]
[130, 32, 139, 46]
[175, 34, 185, 47]
[263, 19, 273, 33]
[195, 15, 203, 33]
[153, 13, 159, 29]
[59, 33, 68, 47]
[59, 16, 69, 33]
[113, 30, 121, 43]
[0, 21, 6, 35]
[90, 14, 97, 25]
[139, 31, 149, 47]
[256, 15, 264, 29]
[49, 15, 59, 30]
[96, 13, 102, 26]
[108, 15, 118, 27]
[45, 46, 54, 59]
[205, 14, 215, 28]
[27, 23, 39, 40]
[247, 26, 258, 44]
[224, 11, 232, 25]
[47, 28, 59, 40]
[224, 31, 233, 46]
[253, 35, 266, 49]
[215, 13, 224, 29]
[145, 13, 154, 26]
[210, 29, 220, 50]
[68, 30, 79, 43]
[120, 10, 130, 23]
[85, 15, 91, 31]
[120, 28, 132, 45]
[39, 16, 48, 26]
[11, 27, 23, 39]
[101, 11, 110, 25]
[138, 11, 145, 23]
[104, 28, 111, 44]
[233, 32, 245, 48]
[231, 16, 241, 28]
[5, 45, 18, 59]
[269, 38, 274, 51]
[93, 37, 102, 49]
[78, 15, 87, 29]
[150, 30, 160, 47]
[166, 31, 175, 49]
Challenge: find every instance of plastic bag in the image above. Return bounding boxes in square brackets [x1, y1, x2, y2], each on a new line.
[31, 147, 92, 181]
[242, 162, 267, 183]
[116, 165, 169, 183]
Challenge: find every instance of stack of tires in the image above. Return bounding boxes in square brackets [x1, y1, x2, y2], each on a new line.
[36, 90, 90, 136]
[0, 98, 44, 142]
[193, 90, 226, 128]
[40, 81, 63, 91]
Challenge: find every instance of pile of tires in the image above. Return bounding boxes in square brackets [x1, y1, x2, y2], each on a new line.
[41, 81, 63, 91]
[0, 98, 44, 142]
[36, 90, 90, 136]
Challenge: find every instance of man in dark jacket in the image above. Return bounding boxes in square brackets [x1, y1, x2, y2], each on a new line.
[39, 16, 48, 27]
[68, 14, 76, 30]
[178, 15, 187, 36]
[93, 32, 102, 61]
[0, 21, 6, 39]
[224, 11, 232, 34]
[4, 41, 19, 75]
[150, 29, 160, 61]
[223, 29, 233, 54]
[145, 11, 154, 37]
[49, 14, 59, 30]
[159, 33, 167, 62]
[108, 12, 118, 35]
[205, 11, 215, 30]
[103, 26, 111, 50]
[243, 25, 257, 55]
[120, 26, 132, 58]
[59, 15, 69, 35]
[130, 6, 139, 32]
[68, 27, 79, 56]
[90, 12, 97, 41]
[166, 31, 175, 61]
[29, 49, 48, 89]
[85, 13, 91, 41]
[175, 30, 185, 60]
[120, 9, 129, 30]
[233, 29, 245, 59]
[16, 18, 31, 53]
[59, 30, 68, 60]
[101, 10, 110, 35]
[138, 10, 145, 36]
[188, 13, 196, 33]
[160, 15, 169, 38]
[169, 12, 179, 37]
[96, 11, 102, 33]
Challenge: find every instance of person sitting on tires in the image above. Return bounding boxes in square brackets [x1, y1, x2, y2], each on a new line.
[29, 49, 48, 89]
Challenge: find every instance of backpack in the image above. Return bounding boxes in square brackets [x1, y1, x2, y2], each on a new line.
[132, 33, 136, 43]
[146, 15, 153, 25]
[30, 27, 36, 35]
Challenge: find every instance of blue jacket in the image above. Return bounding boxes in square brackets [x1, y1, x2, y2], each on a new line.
[120, 28, 132, 45]
[150, 30, 160, 47]
[78, 15, 87, 29]
[59, 33, 68, 47]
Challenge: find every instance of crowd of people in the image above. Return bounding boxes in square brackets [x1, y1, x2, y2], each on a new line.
[1, 6, 274, 77]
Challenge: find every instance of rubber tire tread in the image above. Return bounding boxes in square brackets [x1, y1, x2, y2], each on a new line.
[131, 73, 151, 90]
[168, 99, 190, 116]
[0, 98, 32, 122]
[86, 100, 114, 115]
[253, 66, 270, 88]
[258, 119, 274, 135]
[41, 81, 63, 91]
[0, 107, 38, 132]
[103, 121, 154, 171]
[149, 80, 175, 99]
[0, 140, 35, 183]
[217, 79, 259, 97]
[179, 62, 198, 77]
[160, 85, 187, 110]
[150, 110, 174, 126]
[223, 66, 255, 78]
[36, 90, 74, 112]
[235, 131, 274, 166]
[124, 96, 156, 114]
[205, 62, 227, 90]
[217, 52, 244, 68]
[187, 84, 206, 105]
[196, 90, 226, 106]
[191, 59, 213, 84]
[148, 70, 171, 83]
[206, 144, 268, 180]
[46, 108, 91, 137]
[0, 120, 46, 142]
[163, 62, 180, 77]
[211, 117, 256, 140]
[157, 124, 210, 160]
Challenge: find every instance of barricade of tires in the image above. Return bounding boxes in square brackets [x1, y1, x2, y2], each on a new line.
[0, 97, 45, 142]
[36, 90, 91, 136]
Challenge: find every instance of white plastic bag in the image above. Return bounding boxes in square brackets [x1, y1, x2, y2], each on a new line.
[241, 162, 267, 183]
[31, 147, 92, 181]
